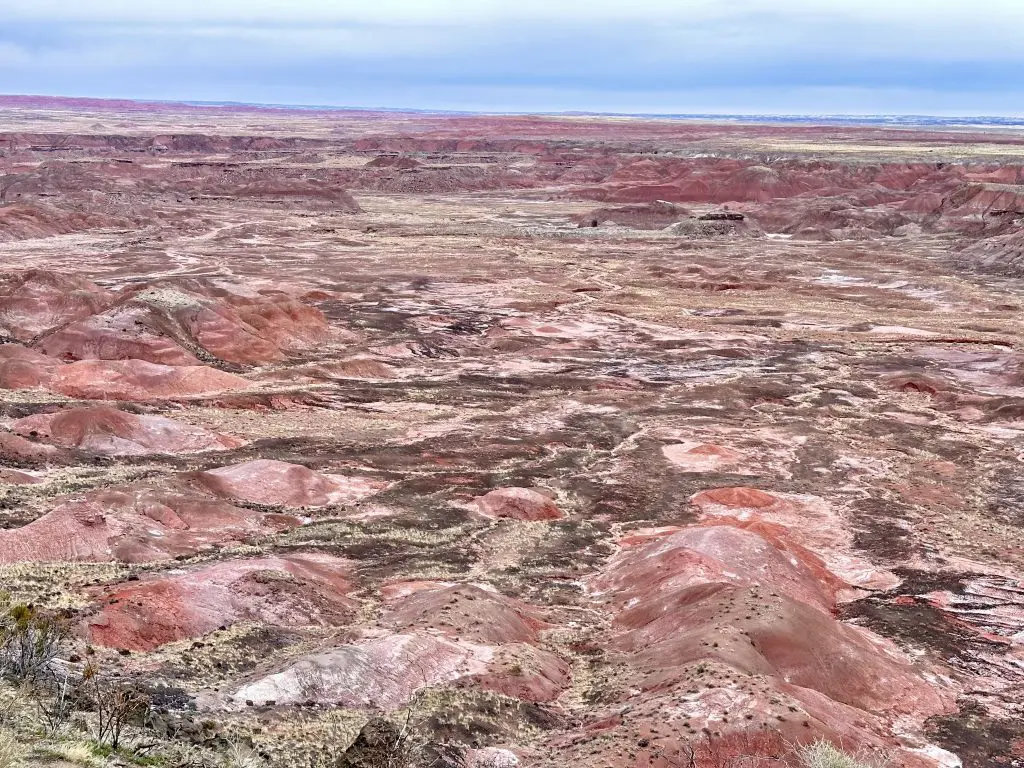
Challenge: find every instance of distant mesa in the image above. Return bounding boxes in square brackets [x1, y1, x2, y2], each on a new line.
[667, 215, 762, 238]
[220, 178, 362, 212]
[697, 211, 746, 221]
[576, 201, 689, 229]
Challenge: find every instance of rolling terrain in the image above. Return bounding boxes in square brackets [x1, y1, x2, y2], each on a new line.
[0, 96, 1023, 768]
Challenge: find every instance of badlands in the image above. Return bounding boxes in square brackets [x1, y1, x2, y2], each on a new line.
[0, 96, 1022, 767]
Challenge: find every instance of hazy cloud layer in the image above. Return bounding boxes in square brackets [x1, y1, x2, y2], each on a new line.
[2, 1, 1023, 114]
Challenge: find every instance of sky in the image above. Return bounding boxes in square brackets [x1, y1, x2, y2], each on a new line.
[2, 0, 1024, 116]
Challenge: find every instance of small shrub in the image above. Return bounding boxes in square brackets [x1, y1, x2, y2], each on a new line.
[222, 742, 264, 768]
[799, 739, 890, 768]
[0, 604, 70, 683]
[81, 663, 150, 750]
[34, 666, 79, 736]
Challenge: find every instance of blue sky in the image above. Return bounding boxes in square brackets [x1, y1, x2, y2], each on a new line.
[3, 0, 1024, 115]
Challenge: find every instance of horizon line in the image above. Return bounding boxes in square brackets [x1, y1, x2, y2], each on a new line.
[3, 92, 1024, 125]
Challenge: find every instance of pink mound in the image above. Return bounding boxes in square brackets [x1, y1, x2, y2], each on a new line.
[13, 406, 242, 455]
[0, 468, 41, 484]
[0, 270, 112, 341]
[661, 442, 746, 472]
[87, 553, 356, 650]
[576, 503, 954, 761]
[51, 359, 251, 400]
[0, 343, 60, 388]
[0, 344, 57, 364]
[0, 484, 299, 564]
[468, 643, 571, 703]
[707, 517, 849, 594]
[0, 431, 62, 463]
[476, 487, 562, 521]
[39, 306, 199, 365]
[590, 525, 838, 614]
[550, 684, 920, 768]
[379, 580, 456, 601]
[691, 491, 894, 590]
[193, 459, 386, 507]
[376, 583, 568, 702]
[691, 486, 787, 510]
[38, 286, 331, 366]
[612, 583, 951, 719]
[384, 584, 551, 644]
[231, 633, 492, 709]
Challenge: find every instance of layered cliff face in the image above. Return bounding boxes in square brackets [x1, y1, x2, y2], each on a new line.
[0, 101, 1022, 768]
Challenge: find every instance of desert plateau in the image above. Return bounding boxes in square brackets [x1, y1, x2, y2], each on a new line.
[0, 95, 1022, 768]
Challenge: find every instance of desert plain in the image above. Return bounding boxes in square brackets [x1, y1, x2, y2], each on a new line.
[0, 96, 1022, 768]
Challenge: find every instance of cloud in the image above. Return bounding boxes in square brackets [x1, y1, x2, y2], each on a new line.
[1, 0, 1023, 114]
[4, 0, 1022, 23]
